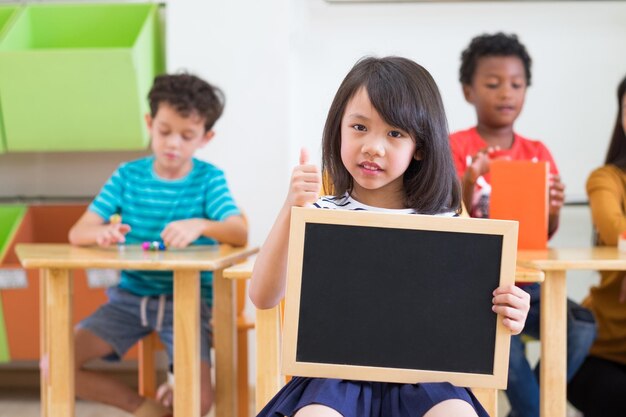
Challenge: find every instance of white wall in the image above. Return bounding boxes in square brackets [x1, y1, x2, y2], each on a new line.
[166, 0, 626, 248]
[166, 0, 291, 248]
[290, 0, 626, 204]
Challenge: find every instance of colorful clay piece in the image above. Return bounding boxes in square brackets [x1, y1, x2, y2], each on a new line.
[109, 214, 122, 224]
[142, 241, 166, 251]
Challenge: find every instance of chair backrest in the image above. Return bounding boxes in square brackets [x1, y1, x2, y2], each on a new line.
[254, 302, 499, 416]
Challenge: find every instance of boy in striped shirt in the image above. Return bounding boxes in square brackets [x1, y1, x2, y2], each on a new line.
[68, 73, 247, 417]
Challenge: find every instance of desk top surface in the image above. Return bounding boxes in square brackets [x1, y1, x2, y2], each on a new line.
[518, 247, 626, 270]
[15, 243, 258, 271]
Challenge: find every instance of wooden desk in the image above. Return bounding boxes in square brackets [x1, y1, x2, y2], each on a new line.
[517, 247, 626, 417]
[15, 243, 258, 417]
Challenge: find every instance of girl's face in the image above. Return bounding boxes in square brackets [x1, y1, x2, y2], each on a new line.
[463, 56, 527, 130]
[340, 87, 418, 209]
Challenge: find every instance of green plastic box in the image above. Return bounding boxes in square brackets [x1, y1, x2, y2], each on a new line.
[0, 205, 26, 262]
[0, 204, 26, 362]
[0, 5, 20, 154]
[0, 3, 165, 152]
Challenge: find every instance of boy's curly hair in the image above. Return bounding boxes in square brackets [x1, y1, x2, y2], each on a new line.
[148, 73, 225, 131]
[459, 32, 532, 87]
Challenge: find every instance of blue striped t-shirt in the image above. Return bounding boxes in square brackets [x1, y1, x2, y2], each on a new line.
[89, 156, 241, 305]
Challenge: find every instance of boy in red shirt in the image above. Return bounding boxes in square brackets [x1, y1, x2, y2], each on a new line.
[450, 33, 596, 417]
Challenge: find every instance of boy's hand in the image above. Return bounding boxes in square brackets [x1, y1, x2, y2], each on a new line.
[492, 284, 530, 335]
[464, 146, 508, 184]
[95, 223, 131, 247]
[161, 219, 206, 249]
[549, 174, 566, 216]
[285, 148, 321, 208]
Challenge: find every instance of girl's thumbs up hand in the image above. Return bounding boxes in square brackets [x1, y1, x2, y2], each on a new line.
[285, 147, 322, 208]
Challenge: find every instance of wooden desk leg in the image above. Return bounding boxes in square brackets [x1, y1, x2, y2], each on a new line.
[540, 270, 566, 417]
[213, 269, 237, 417]
[39, 269, 49, 417]
[255, 306, 282, 413]
[44, 268, 74, 417]
[174, 270, 201, 417]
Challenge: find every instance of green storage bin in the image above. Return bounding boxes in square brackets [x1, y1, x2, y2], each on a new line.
[0, 3, 165, 152]
[0, 5, 20, 154]
[0, 204, 26, 362]
[0, 205, 26, 262]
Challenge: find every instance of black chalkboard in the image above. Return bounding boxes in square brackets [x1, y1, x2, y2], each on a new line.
[283, 207, 517, 387]
[297, 223, 501, 374]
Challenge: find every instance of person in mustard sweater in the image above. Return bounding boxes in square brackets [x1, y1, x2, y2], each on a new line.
[568, 74, 626, 417]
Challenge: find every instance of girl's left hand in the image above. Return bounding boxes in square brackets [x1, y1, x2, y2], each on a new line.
[492, 284, 530, 335]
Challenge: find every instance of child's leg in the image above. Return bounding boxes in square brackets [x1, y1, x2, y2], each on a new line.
[506, 334, 539, 417]
[200, 360, 214, 416]
[505, 284, 540, 417]
[154, 360, 212, 415]
[75, 287, 165, 416]
[568, 355, 626, 417]
[294, 404, 343, 417]
[423, 399, 479, 417]
[563, 299, 596, 380]
[74, 327, 150, 413]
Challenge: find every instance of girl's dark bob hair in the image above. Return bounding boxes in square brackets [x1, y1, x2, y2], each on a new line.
[604, 75, 626, 169]
[321, 56, 461, 215]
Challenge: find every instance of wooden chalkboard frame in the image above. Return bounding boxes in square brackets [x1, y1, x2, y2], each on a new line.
[283, 207, 518, 389]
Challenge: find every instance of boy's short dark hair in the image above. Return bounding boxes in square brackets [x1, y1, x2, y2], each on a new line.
[459, 32, 532, 86]
[148, 73, 225, 131]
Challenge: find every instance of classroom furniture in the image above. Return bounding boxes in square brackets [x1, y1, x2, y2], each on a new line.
[0, 204, 120, 362]
[137, 274, 254, 417]
[516, 247, 626, 417]
[226, 257, 544, 417]
[0, 2, 164, 152]
[0, 4, 18, 153]
[223, 259, 258, 417]
[15, 243, 258, 417]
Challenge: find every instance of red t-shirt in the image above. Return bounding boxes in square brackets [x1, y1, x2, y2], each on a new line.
[449, 127, 559, 218]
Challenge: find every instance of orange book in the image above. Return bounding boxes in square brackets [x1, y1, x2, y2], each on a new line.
[489, 160, 549, 250]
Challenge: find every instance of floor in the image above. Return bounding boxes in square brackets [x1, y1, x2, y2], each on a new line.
[0, 387, 219, 417]
[0, 386, 587, 417]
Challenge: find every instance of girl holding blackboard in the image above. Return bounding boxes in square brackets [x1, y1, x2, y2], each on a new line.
[250, 56, 530, 417]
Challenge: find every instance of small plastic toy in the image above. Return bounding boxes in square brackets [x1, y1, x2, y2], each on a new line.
[142, 241, 167, 251]
[109, 214, 125, 250]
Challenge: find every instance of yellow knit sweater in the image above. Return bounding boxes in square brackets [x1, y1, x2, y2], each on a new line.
[586, 164, 626, 365]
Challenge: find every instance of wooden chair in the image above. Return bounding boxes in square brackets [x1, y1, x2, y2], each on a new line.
[137, 276, 254, 417]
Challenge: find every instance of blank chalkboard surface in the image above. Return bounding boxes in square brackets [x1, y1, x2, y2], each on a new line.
[283, 207, 518, 389]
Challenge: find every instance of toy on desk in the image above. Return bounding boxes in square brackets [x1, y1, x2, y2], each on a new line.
[142, 241, 167, 251]
[109, 214, 125, 250]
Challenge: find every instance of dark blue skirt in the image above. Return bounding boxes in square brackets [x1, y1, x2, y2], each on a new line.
[257, 377, 489, 417]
